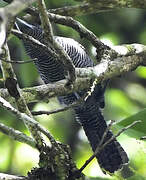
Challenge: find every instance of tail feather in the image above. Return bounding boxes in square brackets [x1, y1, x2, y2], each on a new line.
[74, 87, 129, 173]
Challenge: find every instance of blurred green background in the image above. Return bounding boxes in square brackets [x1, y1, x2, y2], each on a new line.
[0, 0, 146, 179]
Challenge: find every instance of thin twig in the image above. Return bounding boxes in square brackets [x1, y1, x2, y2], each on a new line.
[79, 120, 141, 172]
[31, 94, 86, 116]
[0, 58, 37, 64]
[96, 120, 141, 154]
[32, 106, 71, 116]
[79, 120, 115, 173]
[97, 120, 115, 147]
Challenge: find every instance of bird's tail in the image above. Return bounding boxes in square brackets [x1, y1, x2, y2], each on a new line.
[74, 86, 129, 173]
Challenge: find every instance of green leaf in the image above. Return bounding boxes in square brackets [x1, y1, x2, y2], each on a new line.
[113, 108, 146, 139]
[136, 66, 146, 79]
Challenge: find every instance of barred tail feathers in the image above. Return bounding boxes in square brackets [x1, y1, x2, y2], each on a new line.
[75, 98, 128, 173]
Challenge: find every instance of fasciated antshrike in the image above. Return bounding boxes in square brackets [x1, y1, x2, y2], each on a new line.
[15, 18, 128, 173]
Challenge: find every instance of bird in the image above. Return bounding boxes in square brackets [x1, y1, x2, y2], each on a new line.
[15, 18, 129, 174]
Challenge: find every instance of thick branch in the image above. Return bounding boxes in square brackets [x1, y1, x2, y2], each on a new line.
[0, 0, 38, 52]
[0, 77, 91, 103]
[3, 0, 146, 17]
[4, 0, 37, 18]
[0, 43, 146, 104]
[76, 54, 143, 79]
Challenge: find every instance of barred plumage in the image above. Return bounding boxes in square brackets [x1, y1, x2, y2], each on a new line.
[15, 18, 129, 173]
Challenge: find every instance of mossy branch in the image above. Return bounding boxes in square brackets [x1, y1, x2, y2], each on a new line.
[1, 43, 146, 105]
[48, 0, 146, 17]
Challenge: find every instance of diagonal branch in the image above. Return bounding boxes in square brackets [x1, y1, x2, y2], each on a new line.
[0, 96, 58, 148]
[38, 0, 76, 86]
[79, 120, 141, 173]
[12, 29, 59, 59]
[0, 0, 39, 54]
[0, 44, 45, 148]
[4, 0, 37, 18]
[0, 122, 36, 147]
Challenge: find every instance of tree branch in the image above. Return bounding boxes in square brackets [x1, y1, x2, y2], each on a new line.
[23, 8, 111, 56]
[0, 77, 92, 104]
[0, 57, 37, 64]
[0, 96, 57, 147]
[79, 120, 141, 173]
[16, 7, 115, 61]
[4, 0, 37, 18]
[0, 97, 84, 179]
[3, 0, 146, 17]
[0, 0, 39, 52]
[38, 0, 76, 86]
[0, 122, 36, 147]
[48, 1, 146, 17]
[0, 173, 24, 180]
[0, 44, 45, 150]
[0, 42, 146, 104]
[31, 92, 85, 115]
